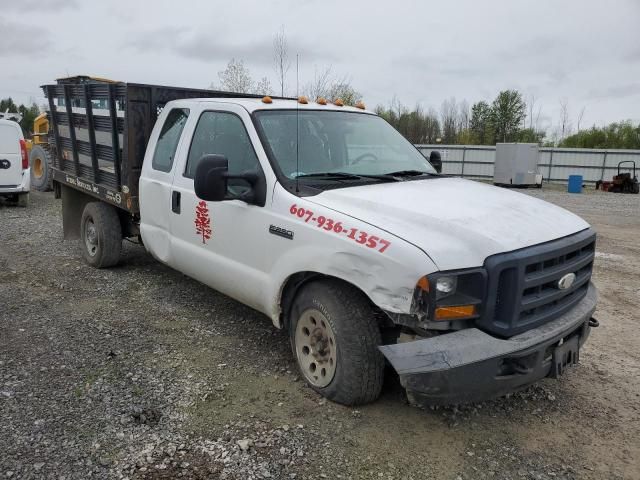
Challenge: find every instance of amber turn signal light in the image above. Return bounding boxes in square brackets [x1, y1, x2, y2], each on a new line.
[416, 276, 430, 292]
[434, 305, 476, 320]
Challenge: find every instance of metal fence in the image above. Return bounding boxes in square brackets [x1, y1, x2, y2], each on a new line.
[415, 144, 640, 184]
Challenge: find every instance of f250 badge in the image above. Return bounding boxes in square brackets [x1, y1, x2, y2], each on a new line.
[194, 201, 212, 244]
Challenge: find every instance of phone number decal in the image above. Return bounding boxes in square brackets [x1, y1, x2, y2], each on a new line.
[289, 204, 391, 253]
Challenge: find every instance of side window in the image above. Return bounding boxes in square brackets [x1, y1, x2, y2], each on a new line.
[185, 111, 260, 178]
[152, 108, 190, 173]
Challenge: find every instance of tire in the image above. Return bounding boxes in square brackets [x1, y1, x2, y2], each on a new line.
[17, 193, 29, 207]
[4, 194, 27, 207]
[29, 145, 53, 192]
[289, 279, 384, 405]
[80, 202, 122, 268]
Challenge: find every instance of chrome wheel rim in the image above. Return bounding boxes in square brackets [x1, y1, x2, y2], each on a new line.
[295, 309, 337, 387]
[84, 219, 98, 257]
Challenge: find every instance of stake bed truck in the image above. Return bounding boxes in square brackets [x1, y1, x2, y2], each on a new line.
[43, 77, 598, 406]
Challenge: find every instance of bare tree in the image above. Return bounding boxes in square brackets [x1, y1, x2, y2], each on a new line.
[216, 59, 254, 93]
[457, 99, 470, 132]
[303, 65, 333, 100]
[527, 94, 537, 129]
[254, 76, 273, 96]
[327, 79, 361, 106]
[576, 106, 586, 132]
[559, 98, 571, 140]
[272, 26, 291, 97]
[440, 97, 458, 144]
[534, 104, 543, 132]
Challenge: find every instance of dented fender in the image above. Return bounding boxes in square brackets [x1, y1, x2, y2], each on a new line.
[265, 183, 438, 326]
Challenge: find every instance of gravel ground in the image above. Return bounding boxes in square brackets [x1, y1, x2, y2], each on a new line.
[1, 186, 639, 480]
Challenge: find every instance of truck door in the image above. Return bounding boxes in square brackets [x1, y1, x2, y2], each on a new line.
[168, 106, 273, 312]
[0, 122, 24, 188]
[139, 107, 191, 263]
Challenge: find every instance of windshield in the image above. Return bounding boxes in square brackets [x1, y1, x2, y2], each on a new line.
[253, 110, 436, 179]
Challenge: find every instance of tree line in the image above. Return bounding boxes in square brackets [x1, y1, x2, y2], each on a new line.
[375, 90, 547, 146]
[558, 121, 640, 149]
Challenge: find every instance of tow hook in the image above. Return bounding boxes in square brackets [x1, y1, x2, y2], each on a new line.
[589, 317, 600, 328]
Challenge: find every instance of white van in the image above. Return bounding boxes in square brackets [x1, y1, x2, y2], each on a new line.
[0, 119, 30, 206]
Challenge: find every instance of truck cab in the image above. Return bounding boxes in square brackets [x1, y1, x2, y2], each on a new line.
[42, 80, 597, 407]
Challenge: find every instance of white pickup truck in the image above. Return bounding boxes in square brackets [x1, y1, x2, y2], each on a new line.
[44, 78, 598, 406]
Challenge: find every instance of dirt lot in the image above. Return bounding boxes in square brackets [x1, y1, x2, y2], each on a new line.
[1, 187, 639, 480]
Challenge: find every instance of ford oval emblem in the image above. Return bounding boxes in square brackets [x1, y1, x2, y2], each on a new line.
[557, 273, 576, 290]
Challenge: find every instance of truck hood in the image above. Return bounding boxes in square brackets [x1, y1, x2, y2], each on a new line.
[307, 177, 590, 270]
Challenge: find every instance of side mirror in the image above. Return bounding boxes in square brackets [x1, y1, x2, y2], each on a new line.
[194, 154, 266, 206]
[429, 150, 442, 173]
[194, 154, 229, 202]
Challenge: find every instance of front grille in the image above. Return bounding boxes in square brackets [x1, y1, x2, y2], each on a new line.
[479, 229, 595, 337]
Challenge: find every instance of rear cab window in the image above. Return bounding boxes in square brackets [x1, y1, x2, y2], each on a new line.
[152, 108, 190, 172]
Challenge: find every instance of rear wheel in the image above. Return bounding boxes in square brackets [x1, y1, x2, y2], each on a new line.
[80, 202, 122, 268]
[289, 279, 384, 405]
[5, 193, 28, 207]
[29, 145, 53, 192]
[17, 193, 29, 207]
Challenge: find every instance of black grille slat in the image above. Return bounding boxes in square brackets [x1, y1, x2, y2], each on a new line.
[480, 229, 596, 337]
[523, 252, 594, 288]
[518, 283, 589, 327]
[520, 272, 591, 311]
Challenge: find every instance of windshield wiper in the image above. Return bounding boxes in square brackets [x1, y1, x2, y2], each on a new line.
[295, 172, 399, 182]
[384, 169, 437, 177]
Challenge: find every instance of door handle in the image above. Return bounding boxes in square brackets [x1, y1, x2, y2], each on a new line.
[171, 191, 181, 214]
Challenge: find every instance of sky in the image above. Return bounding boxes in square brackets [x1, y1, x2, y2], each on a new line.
[2, 0, 639, 136]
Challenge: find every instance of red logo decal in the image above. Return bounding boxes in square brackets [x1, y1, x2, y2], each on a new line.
[194, 201, 212, 244]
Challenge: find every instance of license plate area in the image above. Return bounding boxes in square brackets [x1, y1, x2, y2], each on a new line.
[551, 335, 580, 378]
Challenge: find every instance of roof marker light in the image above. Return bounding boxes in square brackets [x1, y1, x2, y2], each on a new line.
[355, 101, 366, 110]
[334, 98, 344, 107]
[317, 97, 327, 105]
[298, 95, 309, 104]
[262, 96, 273, 104]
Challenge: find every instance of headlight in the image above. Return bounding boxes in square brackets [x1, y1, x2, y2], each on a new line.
[435, 276, 457, 298]
[414, 269, 486, 322]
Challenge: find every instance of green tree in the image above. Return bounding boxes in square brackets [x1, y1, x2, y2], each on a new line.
[0, 97, 19, 113]
[470, 101, 492, 144]
[490, 90, 526, 142]
[559, 121, 640, 149]
[19, 103, 40, 137]
[375, 102, 441, 144]
[1, 98, 40, 137]
[516, 127, 545, 144]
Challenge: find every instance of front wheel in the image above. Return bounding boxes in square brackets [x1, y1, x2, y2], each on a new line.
[80, 202, 122, 268]
[289, 279, 384, 405]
